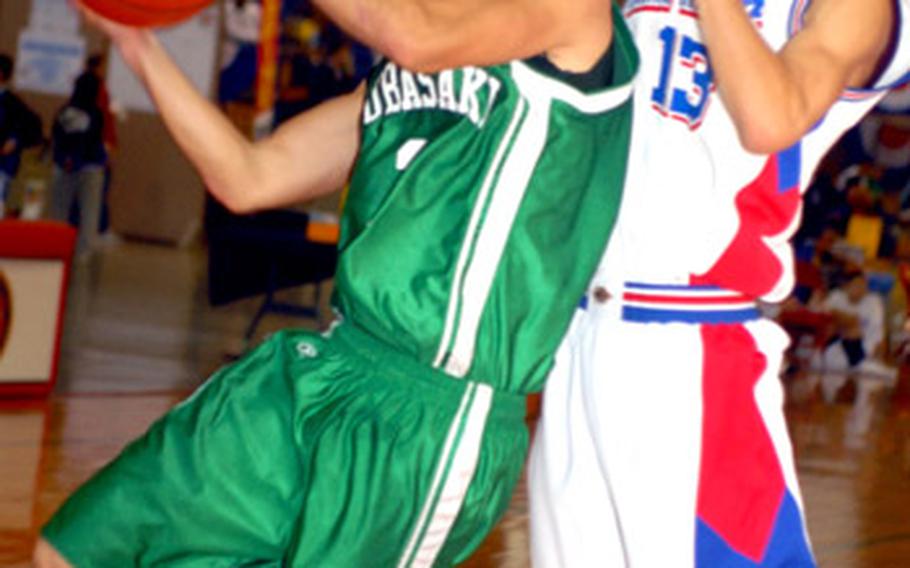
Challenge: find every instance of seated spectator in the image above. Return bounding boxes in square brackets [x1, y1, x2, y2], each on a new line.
[817, 270, 897, 399]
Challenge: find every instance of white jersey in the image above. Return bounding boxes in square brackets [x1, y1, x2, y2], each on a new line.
[530, 5, 910, 566]
[597, 0, 910, 303]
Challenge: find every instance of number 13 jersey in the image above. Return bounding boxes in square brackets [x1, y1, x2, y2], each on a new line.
[599, 0, 910, 300]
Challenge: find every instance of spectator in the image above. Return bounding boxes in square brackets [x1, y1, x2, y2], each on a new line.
[818, 270, 897, 400]
[0, 54, 38, 218]
[84, 54, 117, 234]
[48, 73, 108, 256]
[85, 54, 117, 153]
[0, 54, 17, 218]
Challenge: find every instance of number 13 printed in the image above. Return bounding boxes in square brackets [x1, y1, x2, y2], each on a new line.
[650, 26, 715, 129]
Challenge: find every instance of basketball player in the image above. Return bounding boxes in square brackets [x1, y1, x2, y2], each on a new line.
[312, 0, 910, 565]
[530, 1, 910, 565]
[34, 3, 637, 568]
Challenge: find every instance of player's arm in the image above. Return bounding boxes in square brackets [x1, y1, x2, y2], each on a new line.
[312, 0, 607, 72]
[696, 0, 894, 154]
[82, 7, 361, 214]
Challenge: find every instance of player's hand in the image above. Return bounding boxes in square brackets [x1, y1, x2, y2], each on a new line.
[0, 140, 15, 156]
[73, 2, 155, 72]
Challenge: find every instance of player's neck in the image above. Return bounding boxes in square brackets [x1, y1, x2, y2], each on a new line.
[544, 9, 613, 74]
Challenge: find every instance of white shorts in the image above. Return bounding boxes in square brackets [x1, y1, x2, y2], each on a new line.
[528, 283, 815, 567]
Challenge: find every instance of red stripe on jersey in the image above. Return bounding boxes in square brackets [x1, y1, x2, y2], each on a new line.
[691, 154, 802, 297]
[625, 5, 672, 17]
[623, 292, 752, 305]
[697, 324, 786, 562]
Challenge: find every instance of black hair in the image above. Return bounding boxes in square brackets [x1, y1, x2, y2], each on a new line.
[71, 73, 100, 108]
[87, 53, 105, 71]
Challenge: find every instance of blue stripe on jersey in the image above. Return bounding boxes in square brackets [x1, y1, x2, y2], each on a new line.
[787, 0, 810, 37]
[879, 70, 910, 91]
[777, 144, 801, 193]
[622, 306, 760, 324]
[626, 282, 723, 292]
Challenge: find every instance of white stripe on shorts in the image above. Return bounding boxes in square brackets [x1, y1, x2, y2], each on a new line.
[398, 383, 494, 567]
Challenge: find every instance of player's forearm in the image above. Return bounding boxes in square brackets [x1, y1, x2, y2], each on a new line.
[312, 0, 570, 72]
[120, 32, 266, 212]
[696, 0, 831, 153]
[245, 89, 363, 212]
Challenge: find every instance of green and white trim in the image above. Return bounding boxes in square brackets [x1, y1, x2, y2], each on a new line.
[431, 91, 531, 373]
[397, 383, 494, 567]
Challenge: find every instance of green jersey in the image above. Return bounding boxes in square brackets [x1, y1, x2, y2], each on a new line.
[41, 15, 641, 568]
[335, 16, 638, 394]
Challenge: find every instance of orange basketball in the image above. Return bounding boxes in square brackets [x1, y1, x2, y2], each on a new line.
[81, 0, 214, 27]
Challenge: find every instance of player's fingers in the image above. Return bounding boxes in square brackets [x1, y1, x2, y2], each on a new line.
[71, 1, 106, 31]
[70, 0, 125, 36]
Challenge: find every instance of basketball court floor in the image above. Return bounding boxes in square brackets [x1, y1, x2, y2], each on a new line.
[1, 241, 910, 567]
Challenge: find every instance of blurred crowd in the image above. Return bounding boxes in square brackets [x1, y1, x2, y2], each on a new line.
[0, 51, 116, 260]
[776, 87, 910, 394]
[1, 1, 373, 260]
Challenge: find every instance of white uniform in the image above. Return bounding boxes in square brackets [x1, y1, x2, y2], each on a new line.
[529, 1, 910, 566]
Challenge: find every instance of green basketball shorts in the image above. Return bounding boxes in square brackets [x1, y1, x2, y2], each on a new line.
[42, 323, 528, 567]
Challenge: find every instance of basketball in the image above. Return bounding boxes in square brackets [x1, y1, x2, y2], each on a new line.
[81, 0, 214, 27]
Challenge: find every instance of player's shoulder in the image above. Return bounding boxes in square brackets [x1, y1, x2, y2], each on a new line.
[511, 13, 638, 114]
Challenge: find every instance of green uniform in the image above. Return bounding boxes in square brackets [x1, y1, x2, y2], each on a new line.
[43, 13, 638, 567]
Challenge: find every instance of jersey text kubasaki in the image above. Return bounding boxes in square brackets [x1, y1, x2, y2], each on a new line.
[364, 65, 502, 128]
[336, 13, 640, 394]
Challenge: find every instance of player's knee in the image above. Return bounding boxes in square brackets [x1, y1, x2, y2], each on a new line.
[33, 538, 73, 568]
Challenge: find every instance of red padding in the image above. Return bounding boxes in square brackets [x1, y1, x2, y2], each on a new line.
[0, 220, 76, 259]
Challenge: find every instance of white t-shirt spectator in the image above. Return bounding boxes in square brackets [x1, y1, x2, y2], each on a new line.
[824, 289, 885, 355]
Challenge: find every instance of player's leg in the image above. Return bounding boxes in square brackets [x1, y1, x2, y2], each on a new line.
[33, 539, 71, 568]
[749, 319, 815, 565]
[582, 315, 705, 566]
[695, 320, 815, 567]
[39, 329, 335, 567]
[528, 309, 624, 567]
[284, 322, 529, 567]
[433, 400, 529, 567]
